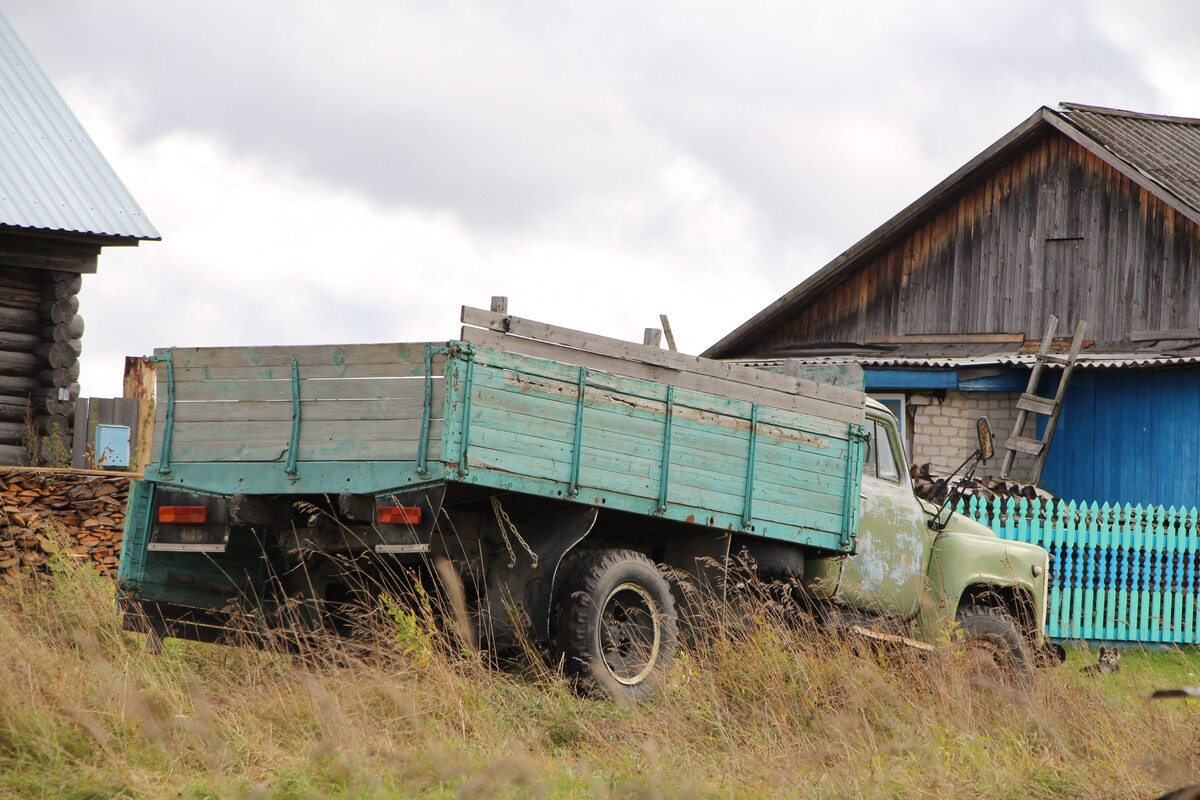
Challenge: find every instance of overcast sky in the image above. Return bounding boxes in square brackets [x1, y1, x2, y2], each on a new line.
[5, 1, 1199, 396]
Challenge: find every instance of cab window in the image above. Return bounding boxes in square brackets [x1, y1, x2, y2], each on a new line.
[874, 420, 900, 482]
[865, 418, 901, 483]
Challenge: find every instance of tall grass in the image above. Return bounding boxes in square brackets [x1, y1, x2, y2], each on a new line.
[1, 551, 1199, 799]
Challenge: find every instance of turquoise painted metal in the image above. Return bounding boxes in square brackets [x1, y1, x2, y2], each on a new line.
[961, 495, 1200, 644]
[568, 366, 586, 497]
[418, 343, 435, 476]
[153, 350, 176, 476]
[284, 358, 300, 480]
[138, 340, 867, 554]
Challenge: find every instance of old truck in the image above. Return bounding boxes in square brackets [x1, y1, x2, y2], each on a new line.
[117, 304, 1051, 699]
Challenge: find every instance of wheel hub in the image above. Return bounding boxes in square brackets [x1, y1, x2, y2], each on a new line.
[599, 582, 662, 685]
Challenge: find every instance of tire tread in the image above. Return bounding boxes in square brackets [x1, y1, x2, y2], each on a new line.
[557, 548, 678, 700]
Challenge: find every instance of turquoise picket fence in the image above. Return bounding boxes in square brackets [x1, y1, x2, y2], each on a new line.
[957, 496, 1200, 644]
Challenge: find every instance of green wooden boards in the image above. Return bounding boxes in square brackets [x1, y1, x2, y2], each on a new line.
[446, 343, 865, 552]
[150, 343, 448, 467]
[143, 326, 868, 554]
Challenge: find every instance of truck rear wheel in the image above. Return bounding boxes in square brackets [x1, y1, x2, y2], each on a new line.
[956, 604, 1034, 687]
[556, 549, 678, 702]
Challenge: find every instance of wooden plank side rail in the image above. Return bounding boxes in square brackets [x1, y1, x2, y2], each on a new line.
[460, 343, 864, 551]
[460, 309, 865, 427]
[460, 306, 864, 411]
[960, 495, 1200, 645]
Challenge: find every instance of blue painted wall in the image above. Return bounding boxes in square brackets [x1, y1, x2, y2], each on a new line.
[1041, 369, 1200, 508]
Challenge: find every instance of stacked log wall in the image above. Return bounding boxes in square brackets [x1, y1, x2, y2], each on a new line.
[0, 267, 82, 464]
[0, 468, 128, 581]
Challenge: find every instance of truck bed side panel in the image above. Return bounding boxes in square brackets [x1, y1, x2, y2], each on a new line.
[453, 346, 864, 550]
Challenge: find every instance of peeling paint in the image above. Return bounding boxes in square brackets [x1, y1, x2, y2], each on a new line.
[502, 372, 829, 448]
[836, 474, 931, 617]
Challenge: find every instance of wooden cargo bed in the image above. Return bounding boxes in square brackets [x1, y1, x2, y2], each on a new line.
[143, 308, 867, 553]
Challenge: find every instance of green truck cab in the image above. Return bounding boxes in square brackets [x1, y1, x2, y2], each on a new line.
[117, 306, 1050, 700]
[811, 400, 1050, 670]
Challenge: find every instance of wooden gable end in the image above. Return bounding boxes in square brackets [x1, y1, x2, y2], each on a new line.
[741, 131, 1200, 355]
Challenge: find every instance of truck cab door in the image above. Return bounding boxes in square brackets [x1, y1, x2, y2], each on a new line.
[835, 411, 931, 619]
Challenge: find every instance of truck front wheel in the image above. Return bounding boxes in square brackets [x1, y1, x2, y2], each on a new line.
[956, 604, 1034, 687]
[556, 549, 678, 701]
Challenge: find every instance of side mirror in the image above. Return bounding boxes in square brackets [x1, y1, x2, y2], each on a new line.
[976, 416, 994, 462]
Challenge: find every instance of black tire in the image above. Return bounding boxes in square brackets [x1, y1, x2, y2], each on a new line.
[956, 604, 1035, 687]
[556, 549, 678, 701]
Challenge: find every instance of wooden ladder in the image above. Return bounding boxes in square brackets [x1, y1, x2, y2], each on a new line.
[1000, 315, 1088, 483]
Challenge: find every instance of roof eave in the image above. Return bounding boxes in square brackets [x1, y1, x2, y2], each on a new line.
[0, 223, 159, 246]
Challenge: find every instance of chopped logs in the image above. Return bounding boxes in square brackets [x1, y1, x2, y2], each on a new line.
[0, 470, 129, 582]
[909, 462, 1055, 505]
[0, 268, 83, 465]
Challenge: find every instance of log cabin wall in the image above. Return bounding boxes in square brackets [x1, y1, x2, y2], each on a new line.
[0, 13, 159, 467]
[743, 130, 1200, 353]
[0, 261, 86, 465]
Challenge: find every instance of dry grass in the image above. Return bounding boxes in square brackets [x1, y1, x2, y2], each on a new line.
[1, 554, 1199, 799]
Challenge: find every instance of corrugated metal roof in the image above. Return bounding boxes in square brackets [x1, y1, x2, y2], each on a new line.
[0, 12, 158, 240]
[1060, 103, 1200, 221]
[748, 342, 1024, 360]
[732, 352, 1200, 371]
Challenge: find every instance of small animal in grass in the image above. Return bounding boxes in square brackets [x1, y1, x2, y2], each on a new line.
[1081, 645, 1121, 675]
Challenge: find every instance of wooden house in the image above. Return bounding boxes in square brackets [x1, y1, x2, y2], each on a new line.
[0, 14, 158, 464]
[705, 103, 1200, 508]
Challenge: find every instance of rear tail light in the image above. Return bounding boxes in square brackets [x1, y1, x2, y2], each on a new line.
[376, 506, 421, 525]
[158, 506, 209, 524]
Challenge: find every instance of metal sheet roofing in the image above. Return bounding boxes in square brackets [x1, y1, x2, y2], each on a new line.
[746, 342, 1023, 360]
[732, 352, 1200, 371]
[0, 12, 158, 240]
[1060, 103, 1200, 221]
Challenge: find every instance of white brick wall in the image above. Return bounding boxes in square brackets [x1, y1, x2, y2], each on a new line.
[907, 391, 1037, 480]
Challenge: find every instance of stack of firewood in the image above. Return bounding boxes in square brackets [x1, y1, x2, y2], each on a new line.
[909, 463, 1055, 505]
[0, 469, 130, 581]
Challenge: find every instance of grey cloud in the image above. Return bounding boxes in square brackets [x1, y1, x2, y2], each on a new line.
[1, 0, 1168, 267]
[7, 1, 673, 231]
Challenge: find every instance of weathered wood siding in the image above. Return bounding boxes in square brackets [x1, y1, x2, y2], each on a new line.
[747, 131, 1200, 351]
